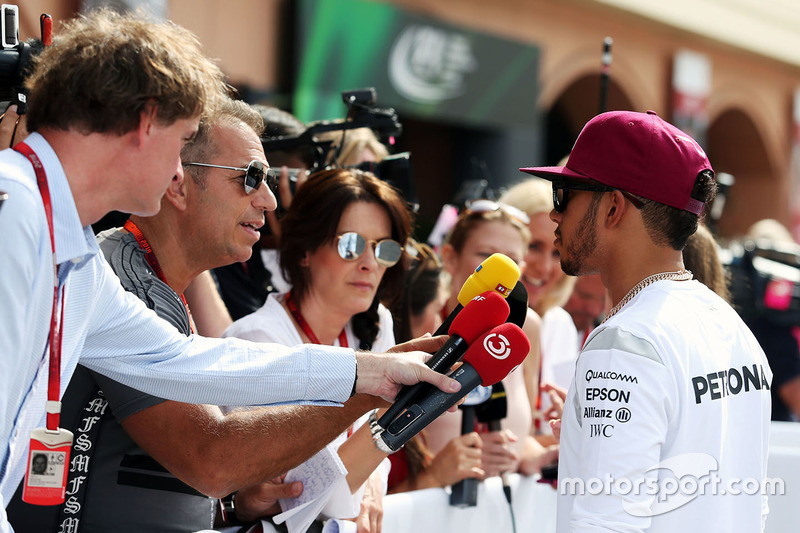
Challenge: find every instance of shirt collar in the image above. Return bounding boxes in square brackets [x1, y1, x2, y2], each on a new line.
[22, 133, 100, 266]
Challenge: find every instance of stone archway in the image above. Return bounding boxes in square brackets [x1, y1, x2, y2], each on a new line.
[708, 108, 781, 238]
[544, 75, 635, 165]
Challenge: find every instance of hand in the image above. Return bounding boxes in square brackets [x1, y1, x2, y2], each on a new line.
[550, 419, 562, 441]
[424, 432, 484, 487]
[348, 473, 384, 533]
[0, 104, 29, 148]
[265, 165, 309, 238]
[541, 382, 567, 421]
[479, 429, 520, 478]
[233, 476, 303, 523]
[356, 344, 460, 403]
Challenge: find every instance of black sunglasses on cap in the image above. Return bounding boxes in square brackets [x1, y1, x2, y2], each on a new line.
[552, 181, 645, 213]
[183, 160, 276, 195]
[337, 232, 403, 268]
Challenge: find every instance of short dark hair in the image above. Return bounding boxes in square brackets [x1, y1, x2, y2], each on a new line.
[636, 170, 717, 250]
[181, 98, 264, 189]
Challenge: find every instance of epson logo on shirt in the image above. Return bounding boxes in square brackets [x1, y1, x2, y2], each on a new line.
[692, 364, 770, 404]
[585, 370, 639, 384]
[585, 387, 631, 403]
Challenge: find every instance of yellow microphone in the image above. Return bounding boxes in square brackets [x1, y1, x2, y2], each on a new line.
[457, 253, 520, 305]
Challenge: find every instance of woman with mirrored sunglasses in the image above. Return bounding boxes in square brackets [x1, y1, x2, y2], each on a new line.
[224, 168, 411, 529]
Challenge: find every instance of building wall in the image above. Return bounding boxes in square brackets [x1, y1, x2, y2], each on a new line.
[17, 0, 800, 236]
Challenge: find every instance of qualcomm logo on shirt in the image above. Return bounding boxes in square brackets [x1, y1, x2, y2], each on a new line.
[388, 24, 477, 104]
[585, 370, 639, 384]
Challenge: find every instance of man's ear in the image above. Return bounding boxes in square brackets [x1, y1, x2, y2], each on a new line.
[300, 251, 310, 267]
[164, 172, 188, 211]
[604, 190, 628, 228]
[134, 101, 158, 147]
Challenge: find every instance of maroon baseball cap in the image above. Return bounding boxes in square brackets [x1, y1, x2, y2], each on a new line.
[520, 110, 713, 215]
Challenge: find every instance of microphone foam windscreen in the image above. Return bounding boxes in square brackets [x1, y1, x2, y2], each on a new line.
[457, 253, 520, 306]
[463, 323, 530, 386]
[506, 281, 528, 328]
[449, 291, 509, 344]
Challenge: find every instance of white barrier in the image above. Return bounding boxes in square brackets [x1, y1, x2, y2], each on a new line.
[381, 422, 800, 533]
[383, 475, 557, 533]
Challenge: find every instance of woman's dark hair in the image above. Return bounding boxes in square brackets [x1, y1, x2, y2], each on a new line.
[279, 168, 412, 349]
[391, 240, 443, 344]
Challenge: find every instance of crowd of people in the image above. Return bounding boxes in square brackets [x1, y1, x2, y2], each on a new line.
[0, 7, 790, 533]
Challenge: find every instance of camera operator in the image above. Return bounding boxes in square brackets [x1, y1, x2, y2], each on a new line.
[739, 219, 800, 421]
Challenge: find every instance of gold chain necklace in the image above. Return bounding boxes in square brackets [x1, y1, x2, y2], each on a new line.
[602, 269, 693, 323]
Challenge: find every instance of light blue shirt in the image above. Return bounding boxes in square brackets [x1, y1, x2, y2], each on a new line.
[0, 133, 356, 531]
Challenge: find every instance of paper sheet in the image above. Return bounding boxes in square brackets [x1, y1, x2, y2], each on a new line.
[272, 443, 349, 533]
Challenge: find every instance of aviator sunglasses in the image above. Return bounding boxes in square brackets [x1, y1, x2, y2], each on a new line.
[336, 232, 403, 268]
[552, 181, 645, 213]
[183, 160, 277, 195]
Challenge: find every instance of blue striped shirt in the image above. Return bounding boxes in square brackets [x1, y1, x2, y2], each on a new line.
[0, 133, 355, 532]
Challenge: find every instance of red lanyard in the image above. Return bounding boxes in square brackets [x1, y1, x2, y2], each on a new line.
[123, 220, 194, 333]
[285, 291, 348, 348]
[15, 142, 65, 431]
[285, 291, 351, 436]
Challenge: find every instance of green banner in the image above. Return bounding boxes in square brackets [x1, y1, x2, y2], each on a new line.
[295, 0, 539, 128]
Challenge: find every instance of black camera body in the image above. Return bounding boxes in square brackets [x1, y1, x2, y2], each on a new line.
[0, 5, 50, 112]
[261, 87, 415, 211]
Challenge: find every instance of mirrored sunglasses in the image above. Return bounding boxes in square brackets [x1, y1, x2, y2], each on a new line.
[183, 160, 276, 195]
[336, 232, 403, 267]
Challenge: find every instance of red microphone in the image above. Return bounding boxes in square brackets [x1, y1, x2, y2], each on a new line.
[379, 292, 509, 429]
[377, 323, 529, 453]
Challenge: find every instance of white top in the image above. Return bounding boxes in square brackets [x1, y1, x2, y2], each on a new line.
[557, 279, 772, 532]
[0, 135, 356, 532]
[224, 292, 394, 518]
[541, 306, 581, 391]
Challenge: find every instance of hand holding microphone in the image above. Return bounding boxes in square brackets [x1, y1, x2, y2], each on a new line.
[376, 322, 530, 454]
[379, 291, 510, 428]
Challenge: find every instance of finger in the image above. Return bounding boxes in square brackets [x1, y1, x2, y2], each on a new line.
[0, 104, 19, 148]
[387, 335, 448, 355]
[278, 166, 293, 208]
[418, 365, 461, 393]
[265, 210, 280, 238]
[13, 113, 28, 145]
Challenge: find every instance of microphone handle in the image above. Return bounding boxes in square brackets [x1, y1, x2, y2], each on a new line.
[433, 303, 462, 336]
[451, 405, 479, 507]
[379, 364, 482, 452]
[486, 419, 513, 504]
[378, 335, 468, 429]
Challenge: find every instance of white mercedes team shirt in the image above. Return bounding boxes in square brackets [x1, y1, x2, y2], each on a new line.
[557, 279, 772, 532]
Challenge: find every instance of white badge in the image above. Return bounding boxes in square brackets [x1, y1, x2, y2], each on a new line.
[22, 427, 74, 505]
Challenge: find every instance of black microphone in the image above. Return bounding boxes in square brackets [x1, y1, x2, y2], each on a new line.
[475, 382, 513, 504]
[376, 323, 530, 454]
[506, 281, 528, 328]
[379, 292, 509, 430]
[449, 385, 492, 507]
